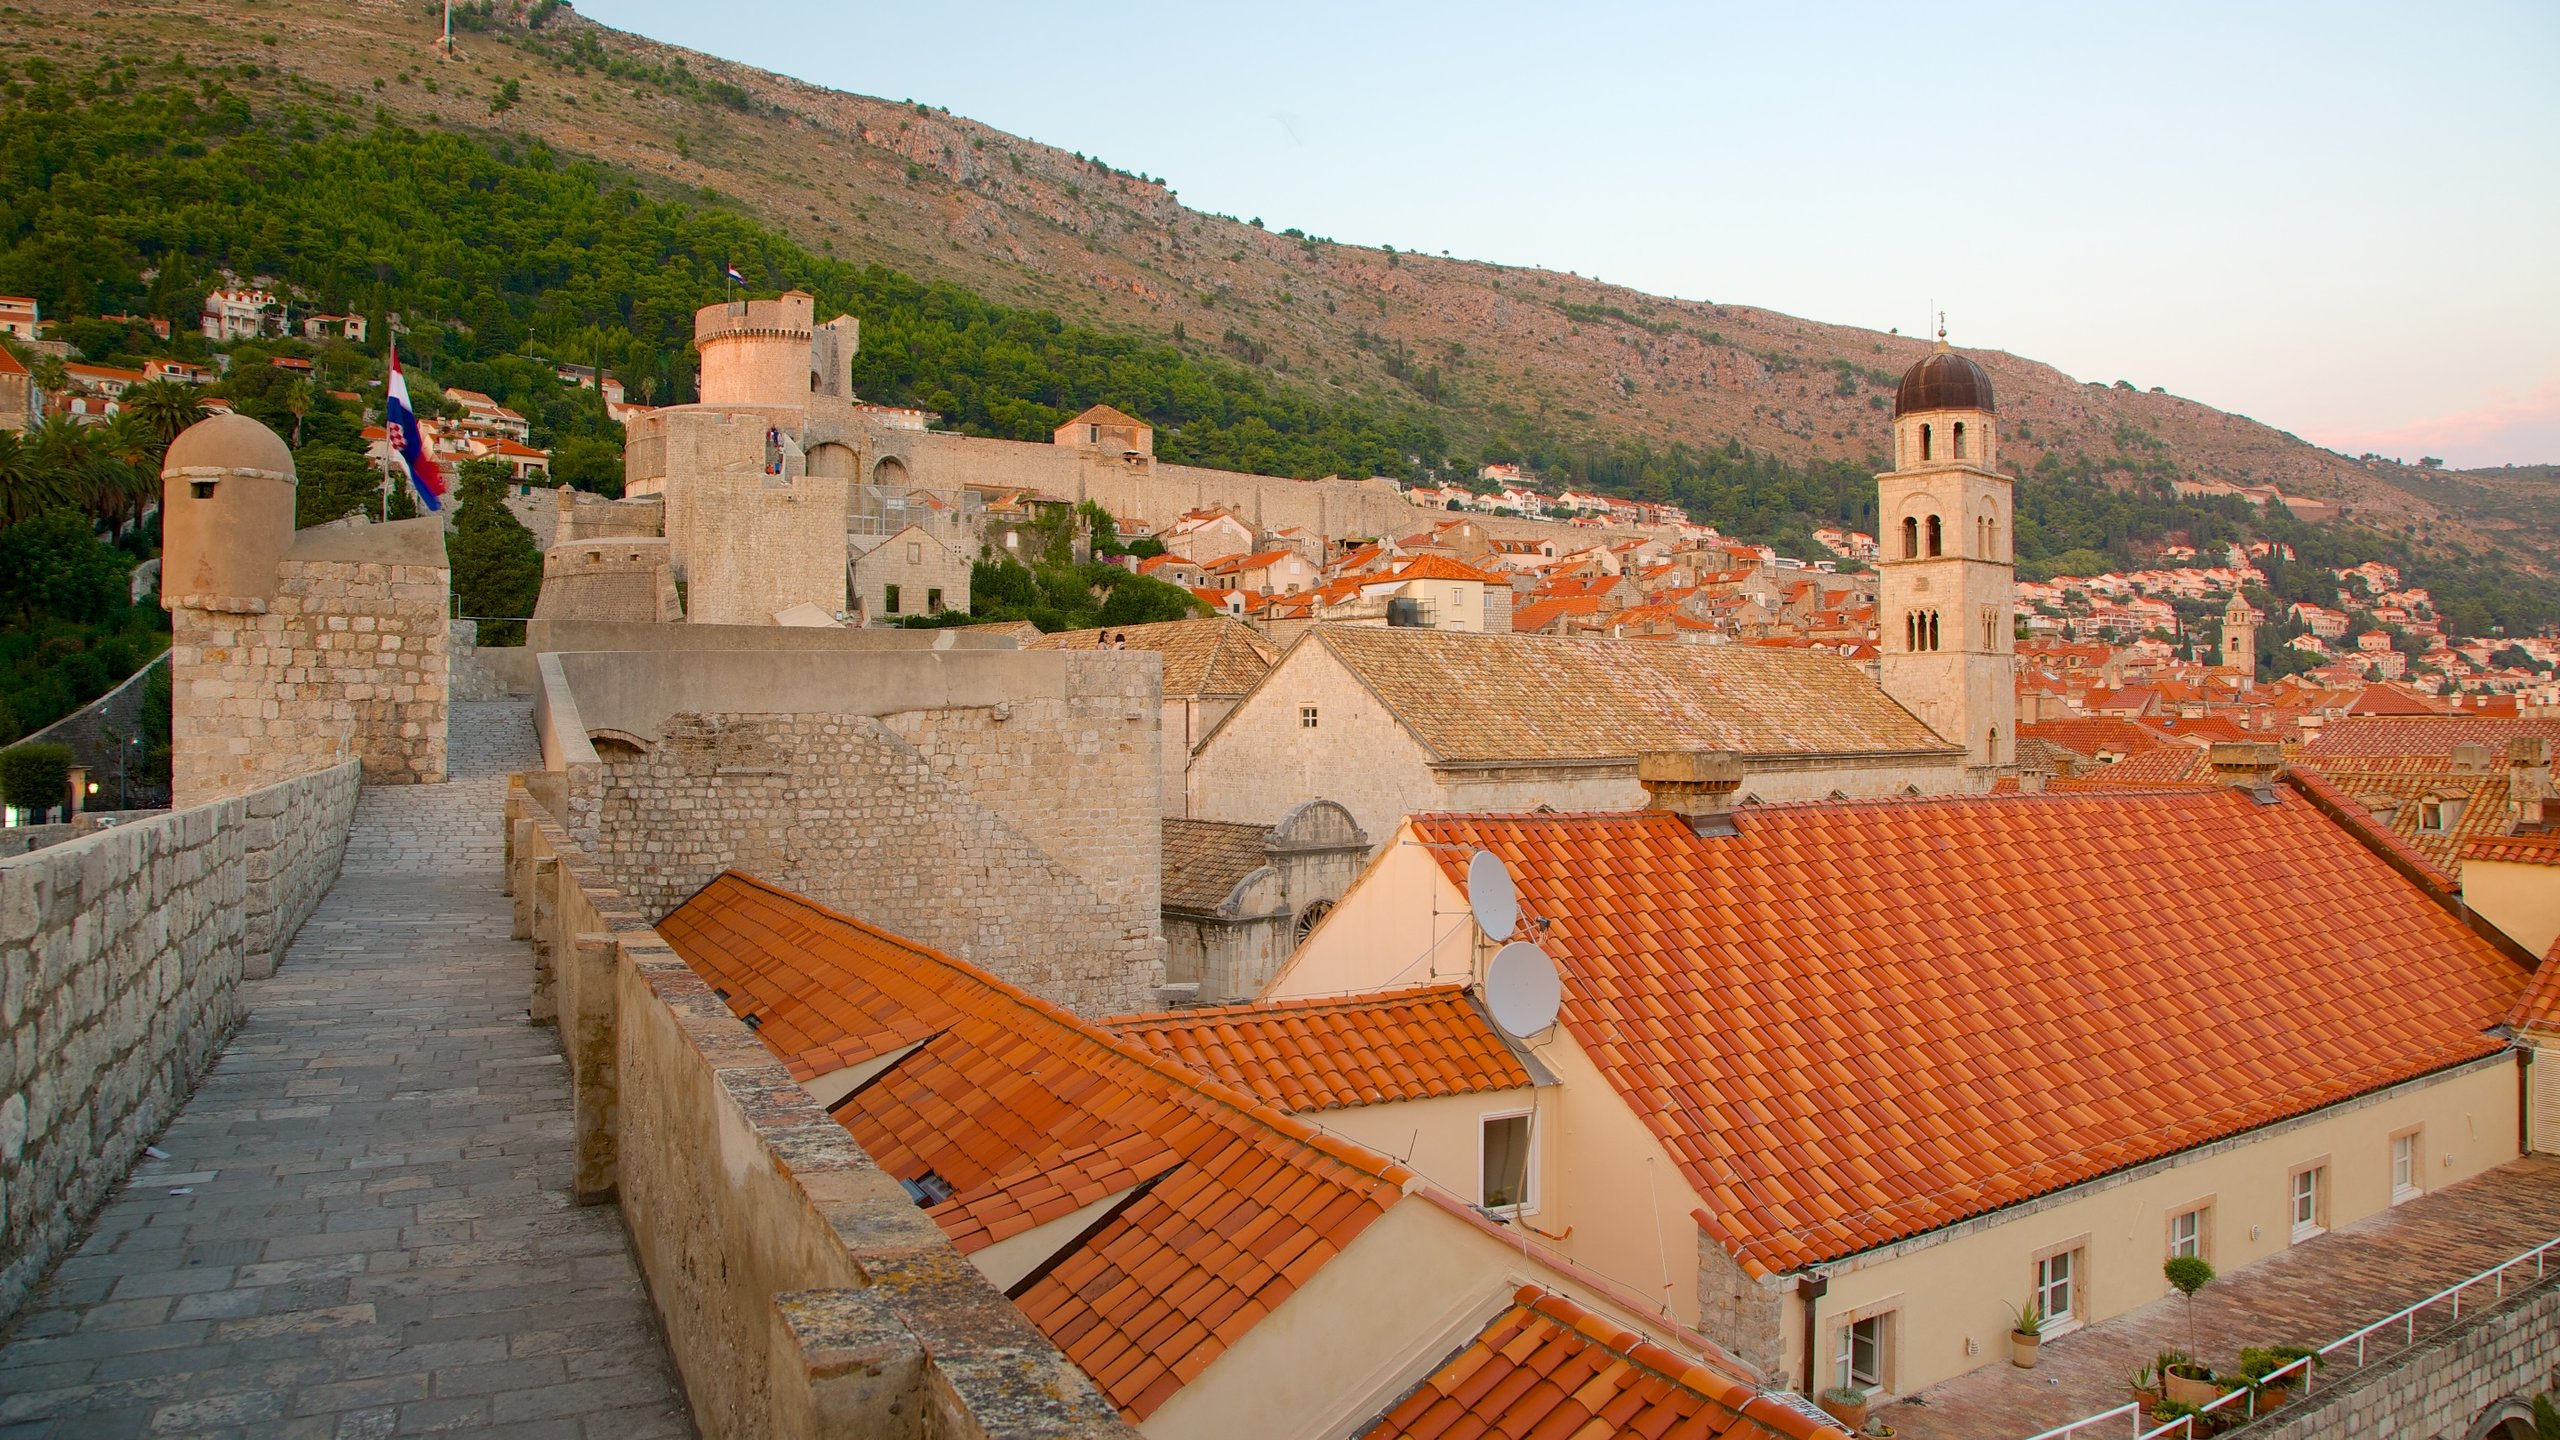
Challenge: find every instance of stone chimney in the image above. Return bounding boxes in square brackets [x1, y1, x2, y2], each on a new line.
[2451, 743, 2495, 776]
[2514, 737, 2553, 829]
[2209, 742, 2283, 804]
[2017, 766, 2051, 795]
[1638, 751, 1745, 836]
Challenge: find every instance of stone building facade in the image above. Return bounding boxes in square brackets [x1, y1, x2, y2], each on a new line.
[539, 647, 1168, 1015]
[160, 415, 450, 805]
[849, 524, 971, 626]
[1160, 801, 1368, 1003]
[535, 536, 682, 624]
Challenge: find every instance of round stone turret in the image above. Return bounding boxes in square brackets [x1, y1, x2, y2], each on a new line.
[695, 290, 817, 407]
[161, 412, 297, 613]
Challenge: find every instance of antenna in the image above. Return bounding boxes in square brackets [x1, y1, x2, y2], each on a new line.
[1467, 849, 1517, 941]
[1485, 941, 1561, 1038]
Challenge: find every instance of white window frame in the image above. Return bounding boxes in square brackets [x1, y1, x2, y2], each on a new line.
[2168, 1204, 2207, 1261]
[2034, 1249, 2079, 1334]
[2391, 1128, 2422, 1205]
[1834, 1311, 1889, 1392]
[1477, 1109, 1535, 1216]
[2290, 1162, 2328, 1242]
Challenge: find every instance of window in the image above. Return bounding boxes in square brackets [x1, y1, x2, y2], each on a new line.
[1836, 1314, 1886, 1390]
[1919, 423, 1933, 461]
[926, 587, 944, 613]
[1926, 515, 1943, 557]
[1300, 705, 1319, 729]
[1480, 1112, 1533, 1211]
[2168, 1205, 2207, 1260]
[907, 541, 923, 564]
[2290, 1164, 2326, 1241]
[2391, 1130, 2422, 1204]
[884, 584, 902, 615]
[2035, 1250, 2077, 1328]
[1902, 516, 1919, 559]
[1087, 424, 1099, 444]
[1952, 421, 1967, 458]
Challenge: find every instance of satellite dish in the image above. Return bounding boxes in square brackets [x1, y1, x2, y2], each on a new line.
[1467, 850, 1518, 941]
[1486, 941, 1561, 1038]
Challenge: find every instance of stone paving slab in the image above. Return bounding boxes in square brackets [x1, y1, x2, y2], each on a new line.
[0, 704, 693, 1440]
[1879, 1154, 2560, 1439]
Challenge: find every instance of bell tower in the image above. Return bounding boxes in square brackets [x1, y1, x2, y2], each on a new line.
[1876, 326, 2014, 771]
[2221, 594, 2259, 683]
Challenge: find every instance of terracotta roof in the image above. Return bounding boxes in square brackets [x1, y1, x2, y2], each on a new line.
[1066, 402, 1147, 429]
[2345, 683, 2447, 715]
[1508, 596, 1603, 634]
[2300, 716, 2560, 761]
[1159, 817, 1270, 913]
[2462, 833, 2560, 867]
[1028, 616, 1277, 697]
[1391, 554, 1501, 585]
[2292, 754, 2516, 871]
[1410, 785, 2526, 1271]
[1106, 986, 1532, 1113]
[1286, 627, 1957, 766]
[1365, 1286, 1843, 1440]
[2087, 741, 2210, 785]
[0, 348, 25, 377]
[2020, 717, 2170, 761]
[656, 874, 1411, 1419]
[2511, 938, 2560, 1035]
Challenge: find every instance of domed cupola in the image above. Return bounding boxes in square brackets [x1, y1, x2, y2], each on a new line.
[1893, 342, 1996, 417]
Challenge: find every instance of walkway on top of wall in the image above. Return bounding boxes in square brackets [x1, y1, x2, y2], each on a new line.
[1877, 1155, 2560, 1440]
[0, 702, 692, 1440]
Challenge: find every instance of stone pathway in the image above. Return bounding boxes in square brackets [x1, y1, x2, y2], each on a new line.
[1879, 1154, 2560, 1439]
[0, 703, 692, 1439]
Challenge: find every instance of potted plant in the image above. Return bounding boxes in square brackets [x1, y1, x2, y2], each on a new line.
[2009, 1299, 2044, 1368]
[1816, 1385, 1869, 1430]
[2236, 1344, 2323, 1410]
[1865, 1424, 1896, 1438]
[2127, 1363, 2162, 1409]
[2161, 1357, 2219, 1408]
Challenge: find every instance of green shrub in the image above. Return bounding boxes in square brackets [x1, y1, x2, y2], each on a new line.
[0, 742, 73, 813]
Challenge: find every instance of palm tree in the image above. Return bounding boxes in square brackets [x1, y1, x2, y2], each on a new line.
[122, 380, 208, 448]
[28, 415, 123, 528]
[282, 378, 314, 448]
[0, 428, 69, 527]
[94, 409, 165, 533]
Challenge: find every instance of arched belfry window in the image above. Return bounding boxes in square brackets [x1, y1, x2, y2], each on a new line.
[1905, 613, 1918, 651]
[1928, 610, 1941, 650]
[1926, 515, 1943, 557]
[1953, 421, 1968, 459]
[1920, 424, 1933, 462]
[1902, 516, 1919, 559]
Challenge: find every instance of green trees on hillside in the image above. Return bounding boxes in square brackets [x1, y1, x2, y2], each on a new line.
[446, 460, 542, 644]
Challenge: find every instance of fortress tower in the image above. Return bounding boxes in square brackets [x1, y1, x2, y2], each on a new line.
[2222, 593, 2260, 682]
[1875, 333, 2015, 771]
[161, 414, 450, 804]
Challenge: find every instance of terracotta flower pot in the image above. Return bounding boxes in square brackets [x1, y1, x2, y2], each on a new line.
[2257, 1383, 2293, 1411]
[1817, 1393, 1870, 1430]
[2163, 1369, 2219, 1407]
[2010, 1331, 2040, 1368]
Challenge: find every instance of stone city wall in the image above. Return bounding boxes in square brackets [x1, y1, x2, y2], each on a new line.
[0, 759, 359, 1319]
[503, 781, 1134, 1440]
[2241, 1273, 2560, 1440]
[538, 648, 1166, 1016]
[170, 529, 449, 804]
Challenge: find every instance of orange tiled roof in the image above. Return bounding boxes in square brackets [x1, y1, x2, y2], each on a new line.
[1105, 985, 1532, 1113]
[1066, 402, 1147, 428]
[1365, 1286, 1844, 1440]
[1509, 595, 1603, 633]
[2463, 833, 2560, 867]
[1158, 817, 1270, 913]
[2511, 937, 2560, 1034]
[2087, 741, 2211, 785]
[2300, 716, 2560, 762]
[2020, 717, 2169, 760]
[2291, 754, 2516, 873]
[655, 874, 1410, 1419]
[1411, 783, 2526, 1271]
[1391, 553, 1501, 585]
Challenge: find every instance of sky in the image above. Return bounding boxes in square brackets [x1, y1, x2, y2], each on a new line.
[581, 1, 2560, 469]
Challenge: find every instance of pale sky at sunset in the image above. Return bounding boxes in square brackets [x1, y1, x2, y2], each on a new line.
[582, 1, 2559, 468]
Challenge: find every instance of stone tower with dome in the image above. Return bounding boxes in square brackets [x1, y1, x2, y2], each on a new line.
[1875, 332, 2015, 772]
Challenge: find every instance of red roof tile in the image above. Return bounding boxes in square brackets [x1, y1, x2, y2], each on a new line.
[1411, 786, 2526, 1271]
[655, 873, 1411, 1419]
[2301, 716, 2560, 761]
[2464, 834, 2560, 867]
[1365, 1286, 1847, 1440]
[1106, 986, 1533, 1113]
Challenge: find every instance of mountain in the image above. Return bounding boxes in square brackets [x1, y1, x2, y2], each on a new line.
[9, 0, 2555, 587]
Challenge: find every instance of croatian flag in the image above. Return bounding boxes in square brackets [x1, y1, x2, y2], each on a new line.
[384, 344, 444, 512]
[725, 262, 746, 286]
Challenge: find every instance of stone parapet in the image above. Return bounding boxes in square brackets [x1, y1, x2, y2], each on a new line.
[2237, 1273, 2560, 1439]
[504, 779, 1134, 1440]
[0, 759, 360, 1320]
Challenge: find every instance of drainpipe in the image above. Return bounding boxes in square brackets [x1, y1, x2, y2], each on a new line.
[1798, 1272, 1829, 1395]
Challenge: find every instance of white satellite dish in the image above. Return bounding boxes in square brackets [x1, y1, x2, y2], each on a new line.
[1485, 941, 1561, 1037]
[1467, 849, 1518, 941]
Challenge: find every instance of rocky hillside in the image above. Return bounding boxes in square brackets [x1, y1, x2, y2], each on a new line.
[18, 0, 2553, 566]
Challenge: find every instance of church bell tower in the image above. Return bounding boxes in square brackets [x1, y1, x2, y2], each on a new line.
[1876, 327, 2015, 770]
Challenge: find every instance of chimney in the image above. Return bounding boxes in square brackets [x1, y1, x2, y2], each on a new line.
[1638, 750, 1745, 837]
[2514, 737, 2553, 829]
[2451, 743, 2494, 775]
[2209, 742, 2283, 805]
[2018, 767, 2050, 795]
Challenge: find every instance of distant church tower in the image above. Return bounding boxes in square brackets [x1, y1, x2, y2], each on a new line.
[1876, 328, 2014, 770]
[2221, 593, 2259, 682]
